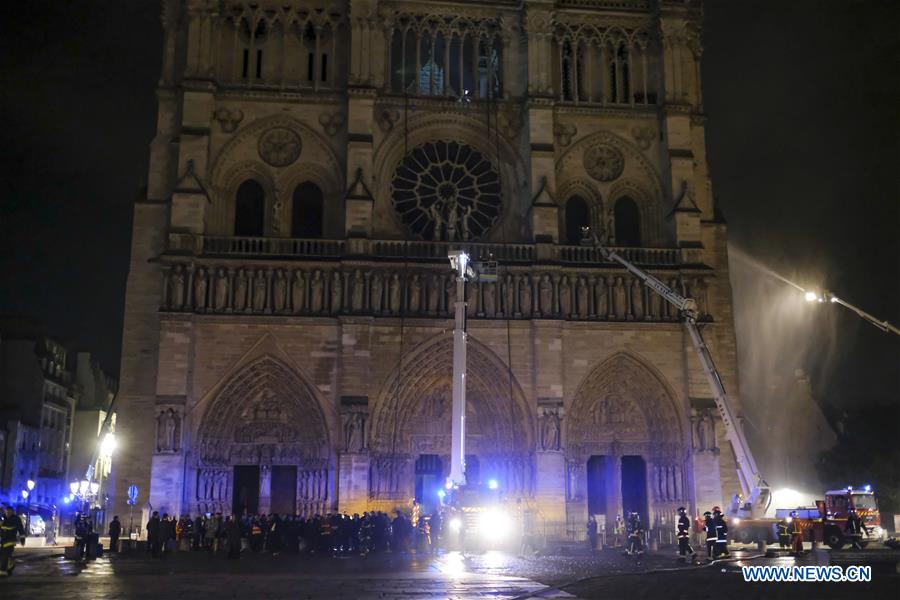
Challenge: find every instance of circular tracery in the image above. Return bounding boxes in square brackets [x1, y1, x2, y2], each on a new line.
[390, 140, 502, 241]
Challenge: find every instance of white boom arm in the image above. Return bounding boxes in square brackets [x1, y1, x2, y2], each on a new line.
[598, 244, 770, 516]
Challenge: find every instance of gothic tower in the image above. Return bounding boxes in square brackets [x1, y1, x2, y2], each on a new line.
[115, 0, 741, 536]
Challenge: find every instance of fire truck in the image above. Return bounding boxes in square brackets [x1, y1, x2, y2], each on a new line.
[592, 242, 886, 550]
[730, 485, 885, 548]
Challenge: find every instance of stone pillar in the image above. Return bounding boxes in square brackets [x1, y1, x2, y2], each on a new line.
[258, 465, 272, 515]
[535, 451, 566, 537]
[338, 453, 370, 515]
[149, 453, 185, 518]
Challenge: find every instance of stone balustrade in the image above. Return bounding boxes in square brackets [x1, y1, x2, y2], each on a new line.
[167, 233, 687, 266]
[160, 259, 713, 323]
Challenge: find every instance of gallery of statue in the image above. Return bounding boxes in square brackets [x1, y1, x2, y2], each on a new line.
[115, 0, 742, 538]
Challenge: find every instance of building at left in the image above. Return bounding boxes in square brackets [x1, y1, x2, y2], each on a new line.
[0, 317, 117, 531]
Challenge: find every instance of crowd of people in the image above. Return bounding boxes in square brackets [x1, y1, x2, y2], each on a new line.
[142, 510, 443, 559]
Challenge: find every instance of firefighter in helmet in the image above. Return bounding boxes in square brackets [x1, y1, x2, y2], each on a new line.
[625, 511, 644, 556]
[703, 511, 716, 561]
[788, 510, 804, 555]
[676, 507, 695, 561]
[776, 515, 791, 549]
[1, 506, 26, 576]
[713, 506, 729, 558]
[844, 507, 869, 550]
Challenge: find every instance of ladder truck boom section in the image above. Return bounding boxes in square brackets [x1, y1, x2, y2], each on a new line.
[597, 244, 770, 517]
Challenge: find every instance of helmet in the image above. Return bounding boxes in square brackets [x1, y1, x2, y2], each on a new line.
[848, 507, 856, 513]
[789, 510, 798, 517]
[712, 506, 721, 514]
[703, 511, 712, 517]
[677, 506, 687, 513]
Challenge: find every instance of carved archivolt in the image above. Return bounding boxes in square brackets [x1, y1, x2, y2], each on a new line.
[195, 356, 331, 468]
[369, 333, 534, 456]
[567, 352, 683, 459]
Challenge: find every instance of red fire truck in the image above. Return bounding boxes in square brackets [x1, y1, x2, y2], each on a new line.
[730, 485, 885, 549]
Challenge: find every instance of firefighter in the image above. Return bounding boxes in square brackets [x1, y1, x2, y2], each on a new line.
[1, 506, 26, 576]
[703, 511, 716, 561]
[776, 516, 791, 549]
[713, 506, 729, 558]
[788, 510, 804, 555]
[844, 508, 869, 550]
[625, 511, 644, 556]
[676, 507, 695, 561]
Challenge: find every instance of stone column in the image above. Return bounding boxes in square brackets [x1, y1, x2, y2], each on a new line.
[258, 465, 272, 515]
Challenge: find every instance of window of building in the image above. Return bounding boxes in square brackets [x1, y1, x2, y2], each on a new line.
[565, 196, 591, 244]
[609, 44, 631, 103]
[291, 182, 324, 239]
[234, 179, 266, 237]
[390, 23, 502, 98]
[239, 19, 267, 81]
[614, 197, 641, 247]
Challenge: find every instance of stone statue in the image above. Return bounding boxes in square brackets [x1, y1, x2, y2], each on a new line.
[558, 275, 572, 317]
[427, 274, 441, 315]
[388, 273, 401, 314]
[330, 271, 343, 313]
[409, 274, 422, 314]
[613, 277, 627, 319]
[273, 269, 287, 312]
[291, 270, 306, 313]
[649, 283, 662, 320]
[370, 272, 383, 313]
[171, 265, 185, 310]
[234, 268, 248, 312]
[576, 276, 589, 318]
[310, 270, 324, 313]
[194, 267, 208, 311]
[631, 278, 644, 320]
[502, 274, 514, 317]
[482, 281, 496, 317]
[344, 412, 365, 453]
[519, 275, 532, 316]
[159, 409, 177, 452]
[539, 274, 553, 316]
[467, 281, 479, 317]
[594, 276, 609, 318]
[252, 269, 267, 312]
[214, 267, 229, 311]
[540, 409, 561, 451]
[351, 270, 365, 312]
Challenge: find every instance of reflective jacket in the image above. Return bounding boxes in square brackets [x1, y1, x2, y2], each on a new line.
[677, 515, 691, 539]
[1, 514, 25, 547]
[714, 515, 728, 543]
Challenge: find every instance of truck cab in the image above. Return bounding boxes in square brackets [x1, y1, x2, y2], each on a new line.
[822, 487, 884, 548]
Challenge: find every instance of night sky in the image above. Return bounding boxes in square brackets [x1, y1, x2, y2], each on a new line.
[1, 1, 897, 415]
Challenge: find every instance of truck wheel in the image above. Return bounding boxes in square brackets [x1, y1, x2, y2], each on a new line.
[737, 529, 753, 544]
[825, 529, 844, 550]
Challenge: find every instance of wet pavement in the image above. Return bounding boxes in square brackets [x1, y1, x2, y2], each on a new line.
[2, 545, 897, 599]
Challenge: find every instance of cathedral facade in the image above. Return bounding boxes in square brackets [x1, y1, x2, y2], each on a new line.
[115, 0, 742, 538]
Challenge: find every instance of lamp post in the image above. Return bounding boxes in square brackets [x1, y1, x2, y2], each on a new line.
[23, 479, 35, 536]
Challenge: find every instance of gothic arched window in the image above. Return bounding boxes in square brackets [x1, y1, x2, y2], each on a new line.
[609, 44, 631, 103]
[565, 196, 591, 245]
[291, 182, 324, 238]
[234, 179, 266, 237]
[239, 19, 268, 80]
[614, 197, 641, 247]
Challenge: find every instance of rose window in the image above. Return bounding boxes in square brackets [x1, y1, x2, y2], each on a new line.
[391, 140, 502, 241]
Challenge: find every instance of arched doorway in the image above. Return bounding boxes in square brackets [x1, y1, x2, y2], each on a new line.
[567, 353, 684, 529]
[368, 334, 534, 508]
[291, 182, 324, 238]
[614, 197, 641, 246]
[565, 196, 591, 245]
[234, 179, 266, 236]
[193, 356, 332, 517]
